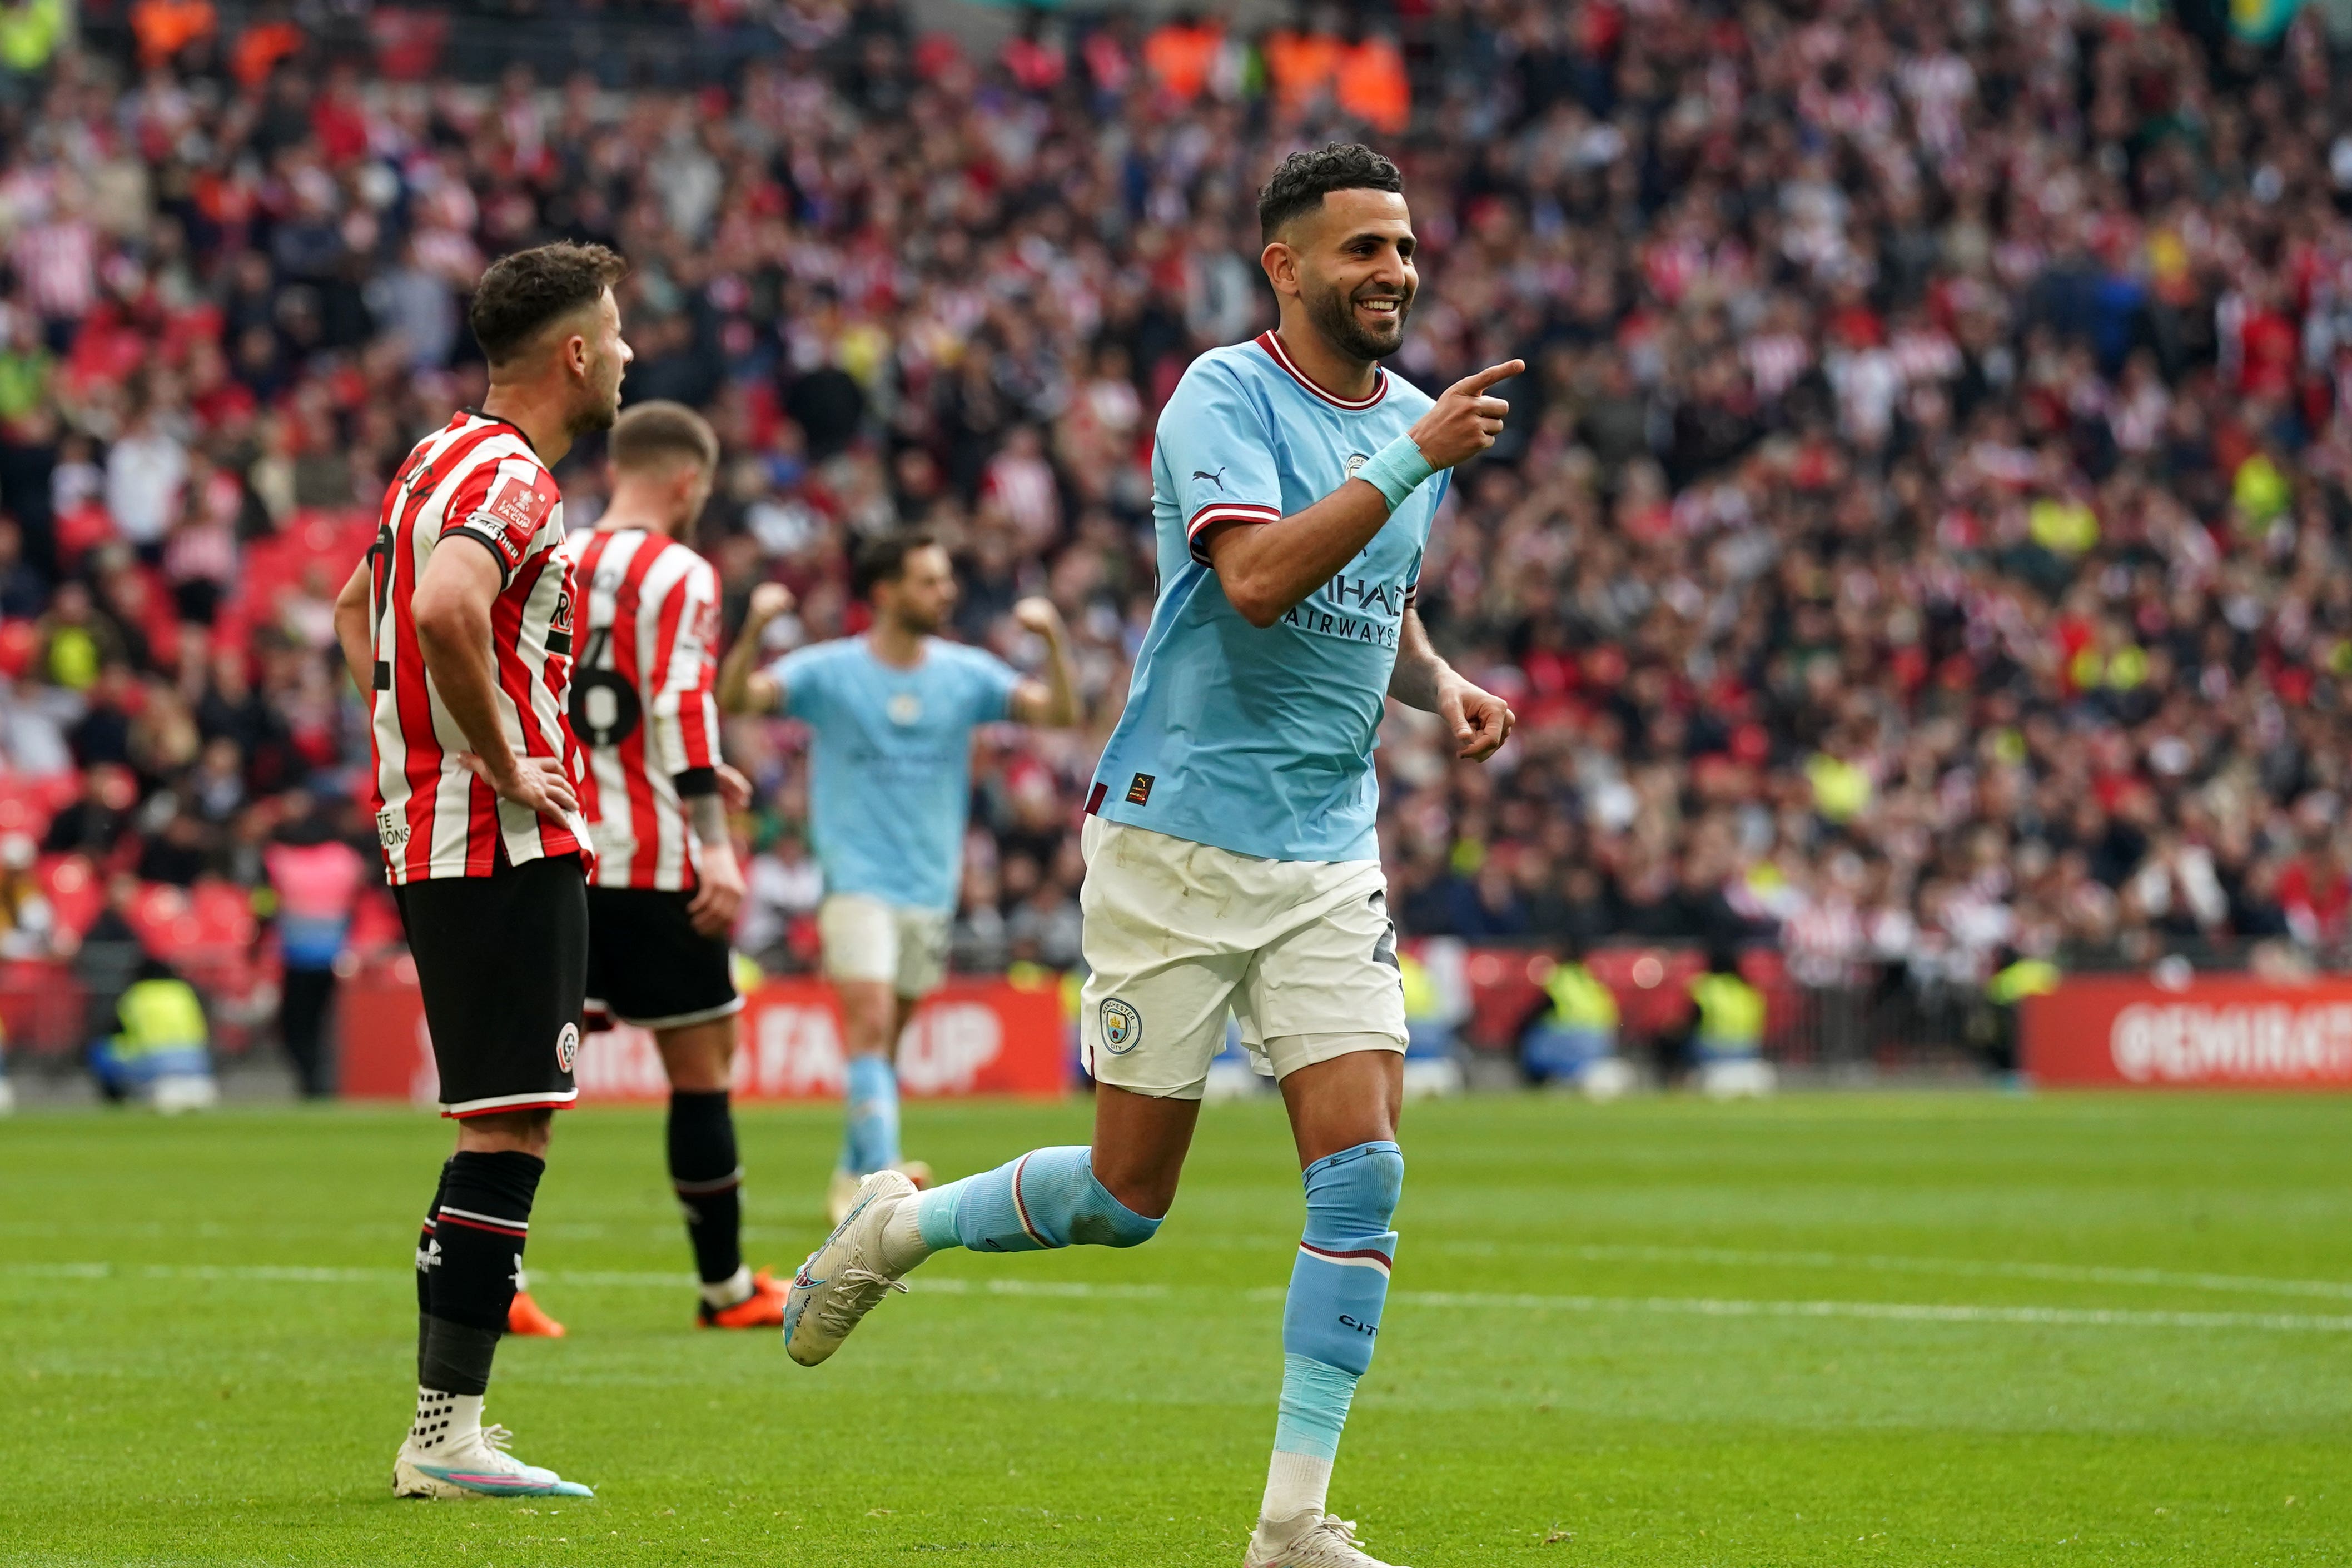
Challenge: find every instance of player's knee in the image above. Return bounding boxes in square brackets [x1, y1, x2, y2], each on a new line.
[457, 1108, 555, 1158]
[1307, 1140, 1403, 1231]
[1077, 1158, 1164, 1248]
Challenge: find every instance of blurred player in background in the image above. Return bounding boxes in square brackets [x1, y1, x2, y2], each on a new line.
[778, 145, 1518, 1568]
[331, 241, 628, 1501]
[718, 533, 1078, 1223]
[505, 399, 781, 1337]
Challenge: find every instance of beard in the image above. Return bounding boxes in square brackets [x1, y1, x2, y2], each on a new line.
[894, 600, 946, 636]
[1304, 276, 1411, 363]
[570, 361, 625, 436]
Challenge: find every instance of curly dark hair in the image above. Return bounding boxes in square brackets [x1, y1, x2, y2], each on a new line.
[1257, 143, 1404, 242]
[469, 241, 628, 366]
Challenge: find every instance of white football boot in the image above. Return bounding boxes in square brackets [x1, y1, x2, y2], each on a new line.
[784, 1168, 916, 1366]
[1244, 1511, 1411, 1567]
[828, 1162, 932, 1225]
[392, 1392, 593, 1499]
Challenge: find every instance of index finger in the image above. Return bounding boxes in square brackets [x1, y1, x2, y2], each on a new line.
[1450, 359, 1525, 396]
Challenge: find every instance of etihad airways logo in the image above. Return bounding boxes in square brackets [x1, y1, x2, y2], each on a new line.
[1281, 571, 1406, 648]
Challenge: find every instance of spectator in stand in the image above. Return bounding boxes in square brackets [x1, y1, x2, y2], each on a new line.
[0, 830, 54, 958]
[263, 792, 362, 1097]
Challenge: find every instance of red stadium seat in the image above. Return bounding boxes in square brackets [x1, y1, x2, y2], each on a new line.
[38, 855, 102, 937]
[128, 883, 200, 956]
[0, 620, 36, 679]
[0, 774, 68, 839]
[191, 881, 258, 947]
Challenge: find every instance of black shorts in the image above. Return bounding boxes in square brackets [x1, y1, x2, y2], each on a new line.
[584, 885, 741, 1031]
[394, 853, 588, 1119]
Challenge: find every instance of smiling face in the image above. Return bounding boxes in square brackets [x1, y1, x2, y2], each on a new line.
[1266, 186, 1418, 364]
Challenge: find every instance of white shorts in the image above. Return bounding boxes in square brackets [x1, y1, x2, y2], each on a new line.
[1077, 817, 1406, 1101]
[819, 894, 951, 999]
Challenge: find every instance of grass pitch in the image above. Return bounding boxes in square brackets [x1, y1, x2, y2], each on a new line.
[2, 1091, 2348, 1566]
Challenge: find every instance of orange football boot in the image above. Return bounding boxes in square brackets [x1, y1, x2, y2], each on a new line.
[506, 1290, 567, 1338]
[697, 1267, 789, 1328]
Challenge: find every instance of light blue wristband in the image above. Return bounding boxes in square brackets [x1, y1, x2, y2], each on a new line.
[1355, 432, 1435, 512]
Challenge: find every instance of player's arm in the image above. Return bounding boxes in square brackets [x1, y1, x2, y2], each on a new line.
[1389, 604, 1514, 762]
[410, 537, 576, 822]
[332, 559, 373, 697]
[680, 783, 744, 937]
[1006, 596, 1080, 726]
[717, 582, 795, 715]
[1204, 359, 1523, 629]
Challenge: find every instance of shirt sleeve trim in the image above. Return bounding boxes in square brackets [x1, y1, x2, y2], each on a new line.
[1185, 502, 1282, 565]
[443, 526, 513, 586]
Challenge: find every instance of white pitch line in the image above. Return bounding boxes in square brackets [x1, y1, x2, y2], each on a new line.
[1376, 1288, 2352, 1335]
[1544, 1244, 2352, 1303]
[1185, 1235, 2352, 1302]
[9, 1262, 2351, 1333]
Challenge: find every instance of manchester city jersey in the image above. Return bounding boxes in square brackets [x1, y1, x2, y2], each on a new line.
[1090, 330, 1450, 863]
[772, 636, 1021, 911]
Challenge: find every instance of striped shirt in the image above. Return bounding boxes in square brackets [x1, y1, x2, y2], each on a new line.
[365, 410, 589, 884]
[562, 525, 723, 892]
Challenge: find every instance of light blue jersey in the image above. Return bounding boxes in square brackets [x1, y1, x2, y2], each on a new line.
[773, 636, 1022, 911]
[1089, 330, 1449, 863]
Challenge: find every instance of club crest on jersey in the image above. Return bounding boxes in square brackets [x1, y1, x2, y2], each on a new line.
[1098, 999, 1143, 1054]
[1346, 452, 1369, 477]
[887, 691, 923, 726]
[490, 479, 543, 532]
[555, 1022, 580, 1073]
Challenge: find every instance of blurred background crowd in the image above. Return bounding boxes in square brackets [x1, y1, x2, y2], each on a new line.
[0, 0, 2349, 1079]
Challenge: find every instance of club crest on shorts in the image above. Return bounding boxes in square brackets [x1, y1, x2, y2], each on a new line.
[1098, 998, 1142, 1054]
[555, 1022, 580, 1073]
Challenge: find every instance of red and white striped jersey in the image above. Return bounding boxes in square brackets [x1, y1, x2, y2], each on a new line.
[563, 526, 722, 892]
[365, 410, 590, 884]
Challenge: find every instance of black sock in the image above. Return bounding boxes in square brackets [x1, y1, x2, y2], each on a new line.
[415, 1159, 452, 1382]
[667, 1091, 743, 1286]
[427, 1150, 544, 1370]
[417, 1318, 501, 1398]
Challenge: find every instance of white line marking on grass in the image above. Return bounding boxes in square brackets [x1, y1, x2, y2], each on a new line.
[1545, 1245, 2352, 1303]
[1374, 1289, 2352, 1334]
[1186, 1235, 2352, 1302]
[10, 1262, 2349, 1332]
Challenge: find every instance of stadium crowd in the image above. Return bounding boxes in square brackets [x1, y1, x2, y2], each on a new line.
[0, 0, 2349, 1065]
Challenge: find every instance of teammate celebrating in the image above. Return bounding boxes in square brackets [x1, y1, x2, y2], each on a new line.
[331, 241, 630, 1501]
[560, 400, 784, 1328]
[717, 533, 1078, 1222]
[779, 145, 1519, 1568]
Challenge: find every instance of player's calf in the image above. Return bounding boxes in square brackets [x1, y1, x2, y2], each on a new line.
[669, 1087, 754, 1306]
[1249, 1141, 1404, 1564]
[782, 1147, 1160, 1367]
[394, 1148, 590, 1497]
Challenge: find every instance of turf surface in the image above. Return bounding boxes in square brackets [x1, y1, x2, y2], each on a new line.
[2, 1092, 2347, 1565]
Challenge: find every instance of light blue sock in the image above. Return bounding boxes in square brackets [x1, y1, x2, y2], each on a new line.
[913, 1146, 1160, 1253]
[1261, 1140, 1403, 1528]
[840, 1054, 899, 1177]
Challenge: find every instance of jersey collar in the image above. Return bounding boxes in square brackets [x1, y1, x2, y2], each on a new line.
[459, 407, 541, 455]
[1254, 330, 1389, 410]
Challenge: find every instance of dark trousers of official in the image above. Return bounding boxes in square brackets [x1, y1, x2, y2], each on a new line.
[281, 965, 339, 1098]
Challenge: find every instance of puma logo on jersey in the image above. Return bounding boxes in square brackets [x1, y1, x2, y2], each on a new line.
[1191, 467, 1226, 490]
